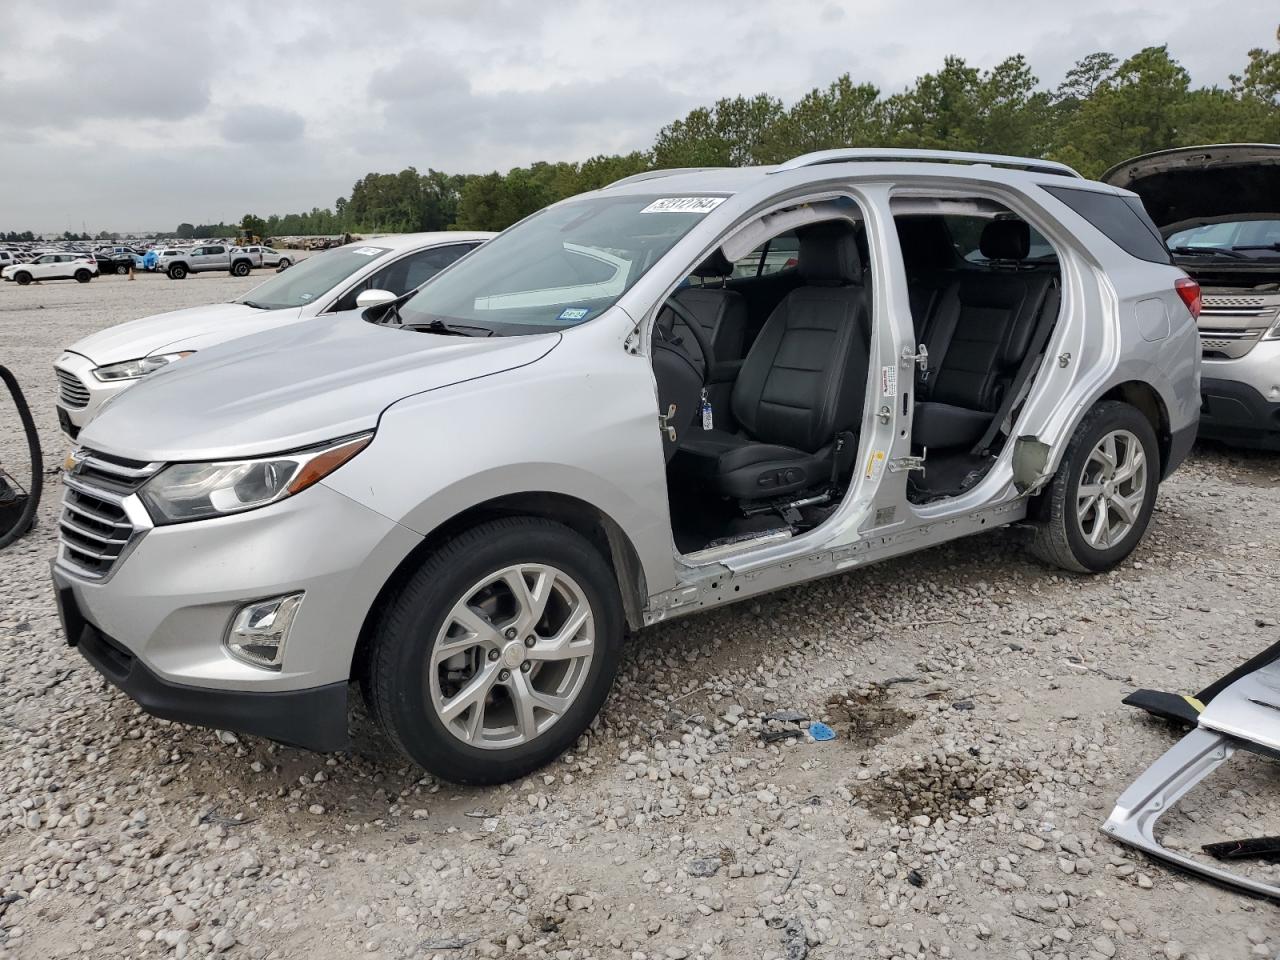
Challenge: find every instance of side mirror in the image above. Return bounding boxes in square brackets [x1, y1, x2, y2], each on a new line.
[0, 365, 42, 550]
[356, 288, 396, 308]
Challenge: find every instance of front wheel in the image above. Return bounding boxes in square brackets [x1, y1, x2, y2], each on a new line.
[1029, 401, 1159, 573]
[277, 258, 291, 269]
[363, 517, 624, 785]
[168, 265, 186, 279]
[115, 264, 129, 275]
[14, 272, 31, 285]
[231, 261, 250, 277]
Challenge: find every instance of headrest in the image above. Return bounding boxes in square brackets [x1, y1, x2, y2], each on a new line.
[979, 219, 1030, 261]
[798, 221, 862, 286]
[690, 248, 734, 279]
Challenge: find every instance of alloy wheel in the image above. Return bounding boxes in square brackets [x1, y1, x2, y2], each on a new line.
[1076, 428, 1147, 549]
[428, 563, 595, 750]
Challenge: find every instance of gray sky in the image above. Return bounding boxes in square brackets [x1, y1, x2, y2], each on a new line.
[0, 0, 1274, 232]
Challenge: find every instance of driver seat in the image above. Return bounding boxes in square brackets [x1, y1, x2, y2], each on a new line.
[671, 221, 871, 501]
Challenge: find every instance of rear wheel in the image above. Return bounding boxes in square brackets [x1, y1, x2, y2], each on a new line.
[74, 270, 92, 283]
[1029, 401, 1158, 573]
[364, 517, 624, 784]
[231, 260, 250, 277]
[14, 272, 31, 286]
[168, 264, 187, 280]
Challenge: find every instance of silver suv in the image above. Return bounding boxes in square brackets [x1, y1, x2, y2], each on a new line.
[1103, 144, 1280, 449]
[53, 149, 1201, 784]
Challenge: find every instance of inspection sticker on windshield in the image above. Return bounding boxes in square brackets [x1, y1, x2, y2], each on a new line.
[558, 307, 589, 321]
[640, 197, 727, 215]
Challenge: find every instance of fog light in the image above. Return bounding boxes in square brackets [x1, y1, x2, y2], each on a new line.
[224, 593, 303, 670]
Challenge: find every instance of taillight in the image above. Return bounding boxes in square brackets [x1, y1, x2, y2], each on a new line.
[1174, 276, 1201, 319]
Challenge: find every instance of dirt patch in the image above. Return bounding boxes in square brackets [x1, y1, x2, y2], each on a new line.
[825, 684, 916, 749]
[855, 752, 1034, 821]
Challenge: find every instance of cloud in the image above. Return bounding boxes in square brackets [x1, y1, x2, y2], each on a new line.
[221, 106, 307, 144]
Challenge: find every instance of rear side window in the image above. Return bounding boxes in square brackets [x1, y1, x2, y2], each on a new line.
[1042, 185, 1171, 265]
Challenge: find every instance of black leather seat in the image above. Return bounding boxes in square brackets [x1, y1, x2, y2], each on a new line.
[656, 251, 748, 367]
[671, 221, 871, 501]
[912, 220, 1056, 450]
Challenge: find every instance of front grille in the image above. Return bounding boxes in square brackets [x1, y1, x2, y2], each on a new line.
[1202, 295, 1267, 309]
[57, 450, 161, 580]
[56, 368, 90, 408]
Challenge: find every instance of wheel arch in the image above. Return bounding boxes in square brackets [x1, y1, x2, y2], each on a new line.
[1096, 380, 1172, 478]
[350, 490, 648, 684]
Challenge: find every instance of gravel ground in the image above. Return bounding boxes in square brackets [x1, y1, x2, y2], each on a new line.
[1, 274, 1279, 960]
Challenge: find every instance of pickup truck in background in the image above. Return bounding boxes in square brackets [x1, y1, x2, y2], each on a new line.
[161, 244, 255, 279]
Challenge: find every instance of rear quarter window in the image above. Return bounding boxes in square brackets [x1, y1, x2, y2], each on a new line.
[1042, 185, 1171, 265]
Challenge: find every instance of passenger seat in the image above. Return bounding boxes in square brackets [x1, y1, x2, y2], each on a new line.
[912, 220, 1057, 450]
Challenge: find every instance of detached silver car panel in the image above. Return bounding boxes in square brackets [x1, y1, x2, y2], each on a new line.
[52, 150, 1202, 782]
[1104, 656, 1280, 902]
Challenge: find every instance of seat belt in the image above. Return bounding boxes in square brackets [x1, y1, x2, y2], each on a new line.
[970, 282, 1061, 457]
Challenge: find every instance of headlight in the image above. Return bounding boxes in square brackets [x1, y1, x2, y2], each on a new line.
[92, 351, 195, 382]
[139, 433, 372, 524]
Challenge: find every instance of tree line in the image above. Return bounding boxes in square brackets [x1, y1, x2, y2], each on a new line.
[249, 35, 1276, 236]
[7, 32, 1277, 242]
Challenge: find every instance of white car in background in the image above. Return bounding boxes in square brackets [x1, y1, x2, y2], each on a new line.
[260, 246, 292, 269]
[3, 253, 98, 285]
[53, 231, 493, 437]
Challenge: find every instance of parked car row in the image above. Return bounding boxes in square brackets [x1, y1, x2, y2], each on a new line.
[46, 145, 1225, 788]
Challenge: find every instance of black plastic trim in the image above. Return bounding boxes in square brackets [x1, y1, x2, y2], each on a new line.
[1199, 376, 1280, 450]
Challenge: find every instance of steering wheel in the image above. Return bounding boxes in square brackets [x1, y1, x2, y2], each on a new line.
[656, 296, 715, 386]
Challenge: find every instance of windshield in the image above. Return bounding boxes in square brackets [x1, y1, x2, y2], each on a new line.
[397, 194, 725, 334]
[1166, 219, 1280, 258]
[234, 245, 391, 310]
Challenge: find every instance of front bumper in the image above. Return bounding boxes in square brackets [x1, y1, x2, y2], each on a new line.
[1199, 375, 1280, 450]
[57, 577, 349, 751]
[52, 478, 421, 749]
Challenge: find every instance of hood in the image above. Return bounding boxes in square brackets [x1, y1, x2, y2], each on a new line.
[81, 311, 561, 462]
[66, 301, 305, 366]
[1101, 144, 1280, 233]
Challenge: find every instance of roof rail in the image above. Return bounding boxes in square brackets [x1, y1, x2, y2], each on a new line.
[603, 167, 726, 189]
[772, 148, 1083, 179]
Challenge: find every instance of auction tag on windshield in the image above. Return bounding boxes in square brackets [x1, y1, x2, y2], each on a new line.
[352, 246, 383, 256]
[640, 197, 727, 215]
[558, 307, 589, 321]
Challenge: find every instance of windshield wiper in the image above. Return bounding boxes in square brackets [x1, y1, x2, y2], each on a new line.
[405, 318, 494, 337]
[239, 299, 271, 309]
[1230, 243, 1280, 253]
[1171, 245, 1249, 260]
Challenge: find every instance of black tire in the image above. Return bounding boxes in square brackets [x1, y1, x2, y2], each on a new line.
[278, 258, 291, 269]
[168, 264, 187, 280]
[74, 270, 92, 283]
[231, 260, 250, 277]
[14, 272, 31, 285]
[363, 517, 625, 785]
[115, 264, 129, 275]
[1029, 401, 1159, 573]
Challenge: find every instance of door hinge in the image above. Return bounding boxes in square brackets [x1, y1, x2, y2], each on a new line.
[888, 455, 926, 474]
[901, 343, 929, 371]
[658, 403, 679, 442]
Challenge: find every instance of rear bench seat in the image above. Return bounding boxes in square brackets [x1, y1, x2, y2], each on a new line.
[910, 219, 1059, 450]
